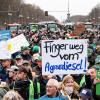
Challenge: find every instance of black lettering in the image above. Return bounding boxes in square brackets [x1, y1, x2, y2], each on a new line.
[68, 53, 79, 60]
[69, 44, 84, 53]
[77, 44, 84, 53]
[50, 43, 68, 58]
[60, 54, 69, 60]
[44, 41, 54, 53]
[59, 53, 79, 60]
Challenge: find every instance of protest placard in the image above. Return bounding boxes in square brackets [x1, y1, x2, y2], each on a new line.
[42, 39, 88, 75]
[7, 34, 29, 54]
[0, 30, 11, 41]
[0, 41, 11, 59]
[74, 24, 85, 35]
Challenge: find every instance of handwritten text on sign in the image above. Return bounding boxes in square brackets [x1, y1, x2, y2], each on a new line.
[42, 40, 88, 75]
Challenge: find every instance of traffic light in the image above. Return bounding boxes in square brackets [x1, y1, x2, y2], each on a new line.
[45, 11, 48, 16]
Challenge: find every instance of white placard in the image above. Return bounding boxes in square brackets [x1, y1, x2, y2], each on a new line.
[0, 41, 11, 59]
[7, 34, 29, 54]
[42, 39, 88, 75]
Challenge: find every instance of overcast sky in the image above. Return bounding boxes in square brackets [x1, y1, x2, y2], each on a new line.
[24, 0, 100, 21]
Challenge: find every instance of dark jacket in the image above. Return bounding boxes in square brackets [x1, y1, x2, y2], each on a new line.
[84, 75, 100, 100]
[32, 66, 42, 76]
[34, 75, 47, 99]
[70, 92, 79, 100]
[10, 80, 30, 100]
[0, 66, 8, 81]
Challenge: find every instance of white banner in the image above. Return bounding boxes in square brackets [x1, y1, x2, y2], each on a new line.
[42, 39, 88, 75]
[0, 41, 11, 59]
[7, 34, 29, 54]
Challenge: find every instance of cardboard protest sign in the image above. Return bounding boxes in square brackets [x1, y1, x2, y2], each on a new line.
[0, 41, 11, 59]
[0, 30, 11, 41]
[74, 24, 85, 35]
[42, 39, 88, 75]
[7, 34, 29, 54]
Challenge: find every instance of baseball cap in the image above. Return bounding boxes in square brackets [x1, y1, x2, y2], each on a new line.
[7, 66, 19, 72]
[32, 53, 39, 61]
[22, 60, 30, 66]
[21, 46, 30, 51]
[23, 60, 29, 64]
[79, 89, 92, 99]
[34, 56, 42, 61]
[0, 59, 11, 62]
[15, 55, 22, 59]
[37, 56, 42, 61]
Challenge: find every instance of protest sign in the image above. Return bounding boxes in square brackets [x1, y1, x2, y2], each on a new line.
[74, 24, 85, 35]
[0, 41, 11, 59]
[42, 39, 88, 75]
[0, 30, 11, 41]
[7, 34, 29, 54]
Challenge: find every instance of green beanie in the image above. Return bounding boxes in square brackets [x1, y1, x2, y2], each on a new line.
[32, 45, 39, 53]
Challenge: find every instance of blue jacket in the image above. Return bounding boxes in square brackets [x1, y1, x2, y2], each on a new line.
[39, 92, 69, 100]
[0, 66, 8, 81]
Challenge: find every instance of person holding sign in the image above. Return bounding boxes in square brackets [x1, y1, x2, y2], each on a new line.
[84, 67, 100, 100]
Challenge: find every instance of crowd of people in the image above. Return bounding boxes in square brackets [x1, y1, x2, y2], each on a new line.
[0, 25, 100, 100]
